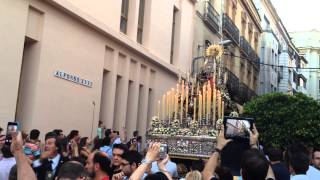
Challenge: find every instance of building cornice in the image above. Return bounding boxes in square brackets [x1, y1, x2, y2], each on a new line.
[240, 0, 263, 32]
[44, 0, 179, 75]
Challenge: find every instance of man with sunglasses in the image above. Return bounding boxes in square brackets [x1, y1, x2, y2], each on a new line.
[112, 150, 143, 180]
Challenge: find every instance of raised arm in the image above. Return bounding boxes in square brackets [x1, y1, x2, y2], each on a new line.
[202, 127, 232, 180]
[11, 132, 37, 180]
[130, 143, 160, 180]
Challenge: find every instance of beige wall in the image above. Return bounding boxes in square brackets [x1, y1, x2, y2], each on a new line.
[0, 0, 194, 139]
[0, 0, 29, 130]
[67, 0, 122, 31]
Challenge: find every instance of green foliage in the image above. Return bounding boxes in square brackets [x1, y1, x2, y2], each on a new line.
[243, 92, 320, 149]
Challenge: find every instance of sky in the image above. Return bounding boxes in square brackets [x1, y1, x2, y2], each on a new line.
[270, 0, 320, 32]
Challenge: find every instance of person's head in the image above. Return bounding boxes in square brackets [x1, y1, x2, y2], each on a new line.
[52, 129, 64, 138]
[98, 121, 103, 128]
[266, 147, 283, 162]
[312, 147, 320, 170]
[85, 151, 111, 178]
[1, 144, 13, 158]
[120, 150, 143, 177]
[144, 172, 169, 180]
[240, 149, 269, 180]
[9, 165, 17, 180]
[191, 159, 205, 172]
[111, 130, 119, 139]
[177, 163, 188, 178]
[56, 161, 86, 180]
[136, 136, 142, 143]
[215, 166, 233, 180]
[286, 143, 310, 175]
[93, 138, 103, 151]
[133, 131, 139, 137]
[45, 132, 61, 157]
[0, 127, 3, 135]
[29, 129, 40, 141]
[67, 130, 80, 142]
[104, 129, 112, 139]
[112, 144, 128, 167]
[185, 170, 202, 180]
[79, 137, 89, 149]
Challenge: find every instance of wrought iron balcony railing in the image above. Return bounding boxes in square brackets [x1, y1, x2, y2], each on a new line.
[203, 1, 220, 33]
[223, 13, 239, 45]
[225, 68, 256, 104]
[240, 36, 260, 70]
[226, 68, 239, 97]
[240, 36, 251, 57]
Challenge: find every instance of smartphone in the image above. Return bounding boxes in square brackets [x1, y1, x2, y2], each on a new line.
[159, 144, 168, 160]
[5, 122, 19, 145]
[223, 117, 254, 140]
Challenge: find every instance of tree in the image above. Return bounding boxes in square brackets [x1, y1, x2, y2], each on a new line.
[243, 92, 320, 149]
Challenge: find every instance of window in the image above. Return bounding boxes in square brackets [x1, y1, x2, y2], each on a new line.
[137, 0, 145, 43]
[120, 0, 129, 33]
[231, 0, 237, 21]
[240, 62, 245, 81]
[241, 16, 246, 36]
[254, 32, 259, 51]
[225, 0, 230, 15]
[248, 23, 253, 43]
[170, 7, 178, 64]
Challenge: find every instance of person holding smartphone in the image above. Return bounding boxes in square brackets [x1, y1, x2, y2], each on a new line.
[150, 144, 179, 179]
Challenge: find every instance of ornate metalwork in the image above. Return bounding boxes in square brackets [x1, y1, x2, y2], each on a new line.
[223, 13, 239, 45]
[203, 1, 220, 33]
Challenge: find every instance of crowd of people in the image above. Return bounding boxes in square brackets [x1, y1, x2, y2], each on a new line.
[0, 123, 320, 180]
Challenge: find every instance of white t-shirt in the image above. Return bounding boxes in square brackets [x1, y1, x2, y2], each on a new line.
[306, 165, 320, 180]
[0, 157, 16, 180]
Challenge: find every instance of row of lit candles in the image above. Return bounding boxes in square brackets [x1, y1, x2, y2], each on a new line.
[156, 79, 224, 125]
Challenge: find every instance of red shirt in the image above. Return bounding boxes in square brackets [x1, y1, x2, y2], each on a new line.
[101, 176, 110, 180]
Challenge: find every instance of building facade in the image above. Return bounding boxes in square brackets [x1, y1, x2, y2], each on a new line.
[291, 30, 320, 100]
[254, 0, 307, 95]
[223, 0, 262, 105]
[0, 0, 195, 138]
[192, 0, 262, 108]
[254, 0, 280, 94]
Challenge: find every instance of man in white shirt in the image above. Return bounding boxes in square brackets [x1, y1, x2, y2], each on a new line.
[0, 145, 16, 180]
[306, 148, 320, 179]
[151, 157, 178, 178]
[311, 148, 320, 170]
[286, 143, 310, 180]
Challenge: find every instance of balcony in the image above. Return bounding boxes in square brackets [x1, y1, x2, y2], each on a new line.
[226, 68, 239, 97]
[223, 13, 239, 45]
[240, 36, 251, 57]
[225, 68, 256, 105]
[239, 82, 256, 104]
[240, 36, 260, 70]
[203, 1, 220, 33]
[251, 51, 260, 70]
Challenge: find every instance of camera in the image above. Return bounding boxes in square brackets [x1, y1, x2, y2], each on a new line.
[5, 122, 19, 145]
[223, 117, 254, 140]
[159, 144, 168, 160]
